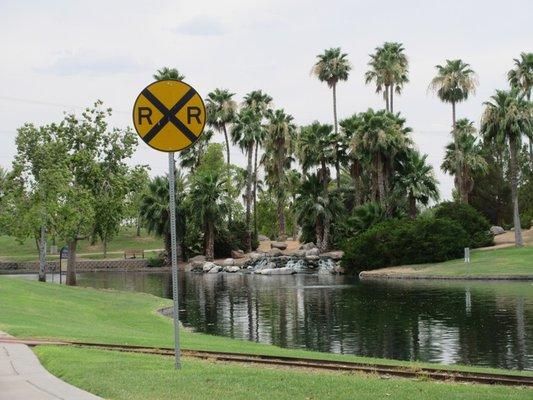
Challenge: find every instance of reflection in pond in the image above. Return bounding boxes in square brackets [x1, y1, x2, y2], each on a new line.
[57, 271, 533, 370]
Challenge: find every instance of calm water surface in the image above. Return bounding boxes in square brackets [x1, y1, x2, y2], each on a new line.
[39, 271, 533, 370]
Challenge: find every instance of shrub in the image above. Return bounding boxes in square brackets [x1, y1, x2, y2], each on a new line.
[434, 202, 493, 248]
[147, 252, 165, 268]
[214, 221, 259, 258]
[341, 217, 469, 272]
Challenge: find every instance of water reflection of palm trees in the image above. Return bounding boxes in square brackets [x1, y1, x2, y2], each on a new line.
[76, 272, 533, 370]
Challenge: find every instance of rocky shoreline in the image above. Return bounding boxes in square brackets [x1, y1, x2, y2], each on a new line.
[186, 242, 345, 275]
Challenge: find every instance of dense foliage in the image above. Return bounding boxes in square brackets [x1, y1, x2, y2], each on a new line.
[341, 216, 469, 272]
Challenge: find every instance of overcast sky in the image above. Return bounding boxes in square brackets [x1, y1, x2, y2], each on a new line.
[1, 0, 531, 199]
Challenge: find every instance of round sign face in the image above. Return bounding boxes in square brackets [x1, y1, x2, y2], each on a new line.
[132, 80, 206, 152]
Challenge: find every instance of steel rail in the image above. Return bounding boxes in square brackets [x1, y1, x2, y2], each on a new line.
[2, 337, 532, 387]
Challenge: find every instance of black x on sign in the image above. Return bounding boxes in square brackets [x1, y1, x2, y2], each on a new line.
[133, 80, 206, 152]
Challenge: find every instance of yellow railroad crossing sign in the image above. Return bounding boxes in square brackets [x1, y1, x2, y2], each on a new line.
[132, 80, 206, 152]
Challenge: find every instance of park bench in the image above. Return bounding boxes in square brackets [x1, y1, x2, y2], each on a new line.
[124, 249, 145, 259]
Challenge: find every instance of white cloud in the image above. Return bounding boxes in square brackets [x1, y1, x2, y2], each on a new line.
[173, 15, 228, 36]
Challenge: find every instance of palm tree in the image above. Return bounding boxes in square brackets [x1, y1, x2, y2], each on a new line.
[508, 52, 533, 165]
[349, 202, 386, 233]
[441, 119, 487, 204]
[312, 48, 351, 185]
[296, 122, 336, 250]
[179, 129, 213, 172]
[429, 59, 477, 128]
[398, 150, 439, 217]
[294, 174, 341, 250]
[189, 170, 229, 260]
[140, 174, 186, 262]
[351, 109, 411, 207]
[231, 107, 262, 251]
[205, 89, 237, 165]
[153, 67, 185, 81]
[365, 42, 409, 112]
[262, 109, 296, 240]
[243, 90, 273, 236]
[340, 114, 365, 206]
[286, 169, 301, 238]
[481, 89, 532, 247]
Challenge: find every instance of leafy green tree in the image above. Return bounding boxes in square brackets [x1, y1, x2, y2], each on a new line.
[231, 108, 262, 250]
[312, 48, 351, 185]
[429, 59, 477, 127]
[262, 109, 296, 240]
[365, 42, 409, 112]
[189, 170, 229, 260]
[441, 119, 487, 204]
[205, 89, 237, 165]
[481, 89, 532, 246]
[508, 52, 533, 166]
[124, 165, 150, 237]
[153, 67, 185, 81]
[397, 150, 439, 217]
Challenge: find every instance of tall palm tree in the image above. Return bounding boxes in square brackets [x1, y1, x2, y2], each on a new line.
[205, 89, 237, 165]
[294, 174, 341, 250]
[429, 59, 477, 128]
[340, 114, 365, 206]
[508, 52, 533, 165]
[351, 109, 411, 207]
[153, 67, 185, 81]
[243, 90, 273, 236]
[441, 119, 488, 204]
[286, 169, 302, 238]
[429, 59, 477, 199]
[296, 122, 336, 250]
[365, 42, 409, 112]
[262, 109, 296, 240]
[312, 48, 351, 186]
[397, 150, 439, 217]
[189, 170, 229, 260]
[481, 89, 532, 247]
[231, 108, 262, 251]
[140, 174, 186, 262]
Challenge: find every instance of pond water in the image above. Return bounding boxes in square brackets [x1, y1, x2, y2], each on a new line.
[25, 270, 533, 370]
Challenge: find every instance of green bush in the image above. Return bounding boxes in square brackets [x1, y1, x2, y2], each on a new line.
[341, 217, 469, 272]
[214, 221, 259, 258]
[147, 253, 165, 268]
[434, 202, 493, 248]
[520, 211, 532, 229]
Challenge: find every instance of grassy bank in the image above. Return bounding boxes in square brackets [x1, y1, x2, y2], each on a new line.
[34, 346, 531, 400]
[0, 276, 531, 399]
[361, 245, 533, 278]
[0, 227, 163, 261]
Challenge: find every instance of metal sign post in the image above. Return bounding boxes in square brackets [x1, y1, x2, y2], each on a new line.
[168, 151, 181, 369]
[132, 79, 206, 370]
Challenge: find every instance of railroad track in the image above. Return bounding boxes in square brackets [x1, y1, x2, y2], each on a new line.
[2, 337, 532, 387]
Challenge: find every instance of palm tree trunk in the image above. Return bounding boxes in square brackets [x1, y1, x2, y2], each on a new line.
[253, 142, 259, 237]
[321, 216, 330, 253]
[408, 192, 416, 218]
[351, 160, 362, 207]
[320, 158, 330, 252]
[292, 195, 298, 239]
[385, 85, 390, 112]
[38, 226, 46, 282]
[452, 101, 456, 128]
[451, 101, 464, 202]
[315, 218, 323, 249]
[277, 199, 286, 241]
[461, 167, 469, 204]
[245, 143, 253, 252]
[206, 219, 215, 260]
[335, 156, 340, 188]
[66, 239, 77, 286]
[509, 136, 524, 247]
[376, 154, 385, 205]
[390, 86, 394, 113]
[222, 124, 231, 165]
[332, 83, 338, 137]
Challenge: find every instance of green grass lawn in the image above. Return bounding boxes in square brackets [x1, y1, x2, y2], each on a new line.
[365, 246, 533, 277]
[0, 227, 163, 261]
[33, 346, 532, 400]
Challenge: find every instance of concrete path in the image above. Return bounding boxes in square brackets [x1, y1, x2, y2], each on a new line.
[0, 332, 102, 400]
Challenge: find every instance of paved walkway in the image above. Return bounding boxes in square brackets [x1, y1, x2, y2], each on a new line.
[0, 332, 102, 400]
